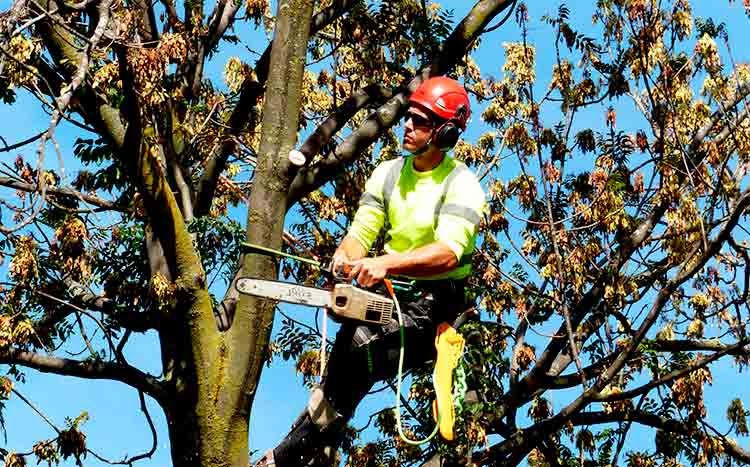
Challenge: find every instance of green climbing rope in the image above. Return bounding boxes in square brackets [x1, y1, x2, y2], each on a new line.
[393, 286, 441, 445]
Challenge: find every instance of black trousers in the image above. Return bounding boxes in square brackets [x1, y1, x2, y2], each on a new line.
[272, 279, 468, 467]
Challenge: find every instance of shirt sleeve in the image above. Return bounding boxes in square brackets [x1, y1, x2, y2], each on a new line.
[347, 161, 392, 252]
[434, 170, 487, 260]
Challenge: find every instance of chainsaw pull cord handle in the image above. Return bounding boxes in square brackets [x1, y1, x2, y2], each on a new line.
[384, 279, 440, 445]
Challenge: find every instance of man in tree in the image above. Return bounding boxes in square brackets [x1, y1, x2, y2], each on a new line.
[256, 76, 487, 467]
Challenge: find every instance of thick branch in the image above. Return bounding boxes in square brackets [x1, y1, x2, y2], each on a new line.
[184, 0, 240, 96]
[212, 2, 316, 465]
[0, 347, 167, 403]
[193, 80, 263, 216]
[204, 0, 235, 51]
[286, 0, 516, 204]
[296, 83, 394, 161]
[116, 47, 203, 284]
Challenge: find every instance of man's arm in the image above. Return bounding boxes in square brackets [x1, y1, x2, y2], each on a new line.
[334, 160, 395, 273]
[337, 235, 367, 261]
[348, 241, 458, 287]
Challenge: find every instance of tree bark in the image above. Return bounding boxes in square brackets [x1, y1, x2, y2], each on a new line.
[188, 1, 318, 466]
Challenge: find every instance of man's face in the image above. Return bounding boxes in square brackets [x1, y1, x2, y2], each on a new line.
[402, 106, 436, 153]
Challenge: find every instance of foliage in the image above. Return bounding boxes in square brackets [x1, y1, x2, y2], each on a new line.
[2, 0, 750, 466]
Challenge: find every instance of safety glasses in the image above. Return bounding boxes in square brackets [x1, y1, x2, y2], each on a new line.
[405, 110, 433, 128]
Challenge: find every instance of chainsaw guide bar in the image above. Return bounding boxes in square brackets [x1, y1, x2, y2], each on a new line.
[236, 278, 331, 307]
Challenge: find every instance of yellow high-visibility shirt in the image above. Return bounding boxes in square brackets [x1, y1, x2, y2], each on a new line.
[348, 154, 486, 280]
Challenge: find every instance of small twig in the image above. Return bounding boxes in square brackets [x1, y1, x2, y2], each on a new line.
[73, 310, 99, 358]
[0, 131, 46, 153]
[36, 290, 118, 357]
[188, 97, 227, 148]
[11, 388, 61, 434]
[354, 407, 393, 433]
[611, 394, 647, 466]
[277, 310, 334, 346]
[478, 135, 507, 181]
[87, 391, 158, 465]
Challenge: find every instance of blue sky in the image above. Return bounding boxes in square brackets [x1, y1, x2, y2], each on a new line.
[2, 0, 750, 466]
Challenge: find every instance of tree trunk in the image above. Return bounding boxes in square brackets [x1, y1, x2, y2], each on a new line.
[156, 1, 316, 466]
[165, 398, 254, 467]
[165, 408, 203, 467]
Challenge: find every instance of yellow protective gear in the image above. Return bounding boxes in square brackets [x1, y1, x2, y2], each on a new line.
[432, 322, 465, 441]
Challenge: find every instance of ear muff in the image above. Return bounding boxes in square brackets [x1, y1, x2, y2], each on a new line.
[433, 104, 467, 151]
[435, 122, 460, 151]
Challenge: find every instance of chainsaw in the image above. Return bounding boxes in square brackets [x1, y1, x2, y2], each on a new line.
[236, 277, 395, 325]
[234, 242, 412, 325]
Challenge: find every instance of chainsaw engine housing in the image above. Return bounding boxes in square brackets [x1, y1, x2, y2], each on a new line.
[330, 284, 394, 325]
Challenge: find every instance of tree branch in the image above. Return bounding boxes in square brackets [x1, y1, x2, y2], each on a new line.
[0, 131, 46, 152]
[647, 338, 750, 354]
[0, 176, 122, 211]
[115, 46, 204, 287]
[130, 0, 158, 43]
[57, 275, 157, 331]
[584, 189, 750, 405]
[286, 0, 517, 204]
[0, 347, 167, 403]
[569, 411, 750, 464]
[296, 83, 394, 161]
[508, 89, 750, 408]
[493, 187, 750, 462]
[32, 0, 128, 147]
[595, 338, 749, 403]
[545, 353, 615, 390]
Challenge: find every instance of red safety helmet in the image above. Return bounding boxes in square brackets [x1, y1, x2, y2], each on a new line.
[408, 76, 471, 129]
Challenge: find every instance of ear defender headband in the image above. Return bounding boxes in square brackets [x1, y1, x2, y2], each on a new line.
[433, 104, 467, 151]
